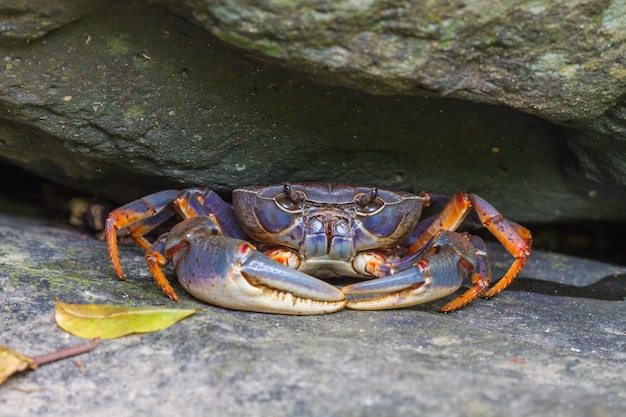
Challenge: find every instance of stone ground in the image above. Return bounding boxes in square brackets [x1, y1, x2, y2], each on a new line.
[0, 207, 625, 417]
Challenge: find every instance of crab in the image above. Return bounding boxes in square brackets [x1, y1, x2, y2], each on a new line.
[105, 183, 532, 315]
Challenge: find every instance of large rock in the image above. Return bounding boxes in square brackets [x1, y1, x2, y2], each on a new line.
[162, 0, 626, 184]
[161, 0, 624, 121]
[0, 1, 624, 223]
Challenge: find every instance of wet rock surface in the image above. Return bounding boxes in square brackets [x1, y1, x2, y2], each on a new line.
[0, 1, 625, 222]
[1, 209, 625, 416]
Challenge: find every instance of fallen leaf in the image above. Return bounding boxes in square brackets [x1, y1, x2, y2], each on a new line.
[0, 346, 36, 385]
[0, 338, 100, 385]
[55, 299, 200, 339]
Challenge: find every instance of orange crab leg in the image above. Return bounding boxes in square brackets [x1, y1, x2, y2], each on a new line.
[105, 190, 180, 279]
[145, 235, 180, 302]
[408, 193, 532, 305]
[439, 235, 491, 312]
[106, 187, 245, 283]
[408, 193, 472, 253]
[480, 218, 531, 298]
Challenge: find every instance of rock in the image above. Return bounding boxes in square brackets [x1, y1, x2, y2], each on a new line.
[0, 1, 624, 223]
[162, 0, 626, 184]
[1, 205, 625, 416]
[0, 0, 112, 43]
[161, 0, 623, 120]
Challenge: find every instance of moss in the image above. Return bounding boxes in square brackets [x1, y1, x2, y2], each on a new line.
[216, 31, 285, 57]
[123, 104, 145, 122]
[106, 35, 130, 55]
[252, 38, 286, 58]
[215, 31, 254, 50]
[369, 21, 385, 32]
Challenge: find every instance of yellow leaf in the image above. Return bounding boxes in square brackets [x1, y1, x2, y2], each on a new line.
[0, 345, 36, 385]
[55, 299, 200, 339]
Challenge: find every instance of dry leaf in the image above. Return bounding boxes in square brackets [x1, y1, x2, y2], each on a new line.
[0, 338, 100, 385]
[55, 299, 199, 339]
[0, 345, 36, 385]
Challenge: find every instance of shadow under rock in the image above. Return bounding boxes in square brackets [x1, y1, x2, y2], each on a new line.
[507, 274, 626, 301]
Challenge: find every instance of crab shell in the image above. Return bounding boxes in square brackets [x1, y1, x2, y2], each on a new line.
[232, 183, 425, 277]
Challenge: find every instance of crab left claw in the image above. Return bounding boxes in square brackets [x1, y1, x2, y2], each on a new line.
[146, 217, 347, 315]
[343, 231, 489, 312]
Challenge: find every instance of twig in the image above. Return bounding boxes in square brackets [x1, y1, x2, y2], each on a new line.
[30, 338, 101, 368]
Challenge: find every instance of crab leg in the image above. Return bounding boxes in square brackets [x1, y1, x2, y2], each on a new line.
[106, 190, 180, 278]
[149, 217, 347, 315]
[173, 188, 246, 239]
[106, 188, 246, 280]
[408, 193, 531, 298]
[145, 233, 180, 302]
[439, 235, 491, 312]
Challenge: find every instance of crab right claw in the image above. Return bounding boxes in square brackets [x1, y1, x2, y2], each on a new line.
[343, 231, 487, 312]
[148, 217, 347, 315]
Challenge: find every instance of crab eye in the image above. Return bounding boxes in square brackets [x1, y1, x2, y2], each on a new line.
[276, 183, 304, 211]
[356, 188, 384, 214]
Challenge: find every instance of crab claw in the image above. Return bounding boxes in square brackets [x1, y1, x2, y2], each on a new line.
[166, 217, 347, 315]
[343, 231, 475, 310]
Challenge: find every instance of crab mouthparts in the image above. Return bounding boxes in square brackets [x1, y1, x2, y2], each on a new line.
[303, 215, 353, 260]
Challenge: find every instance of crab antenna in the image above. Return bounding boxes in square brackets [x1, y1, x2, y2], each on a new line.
[284, 183, 301, 204]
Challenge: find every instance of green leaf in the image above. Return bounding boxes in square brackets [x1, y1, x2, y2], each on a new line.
[55, 299, 200, 339]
